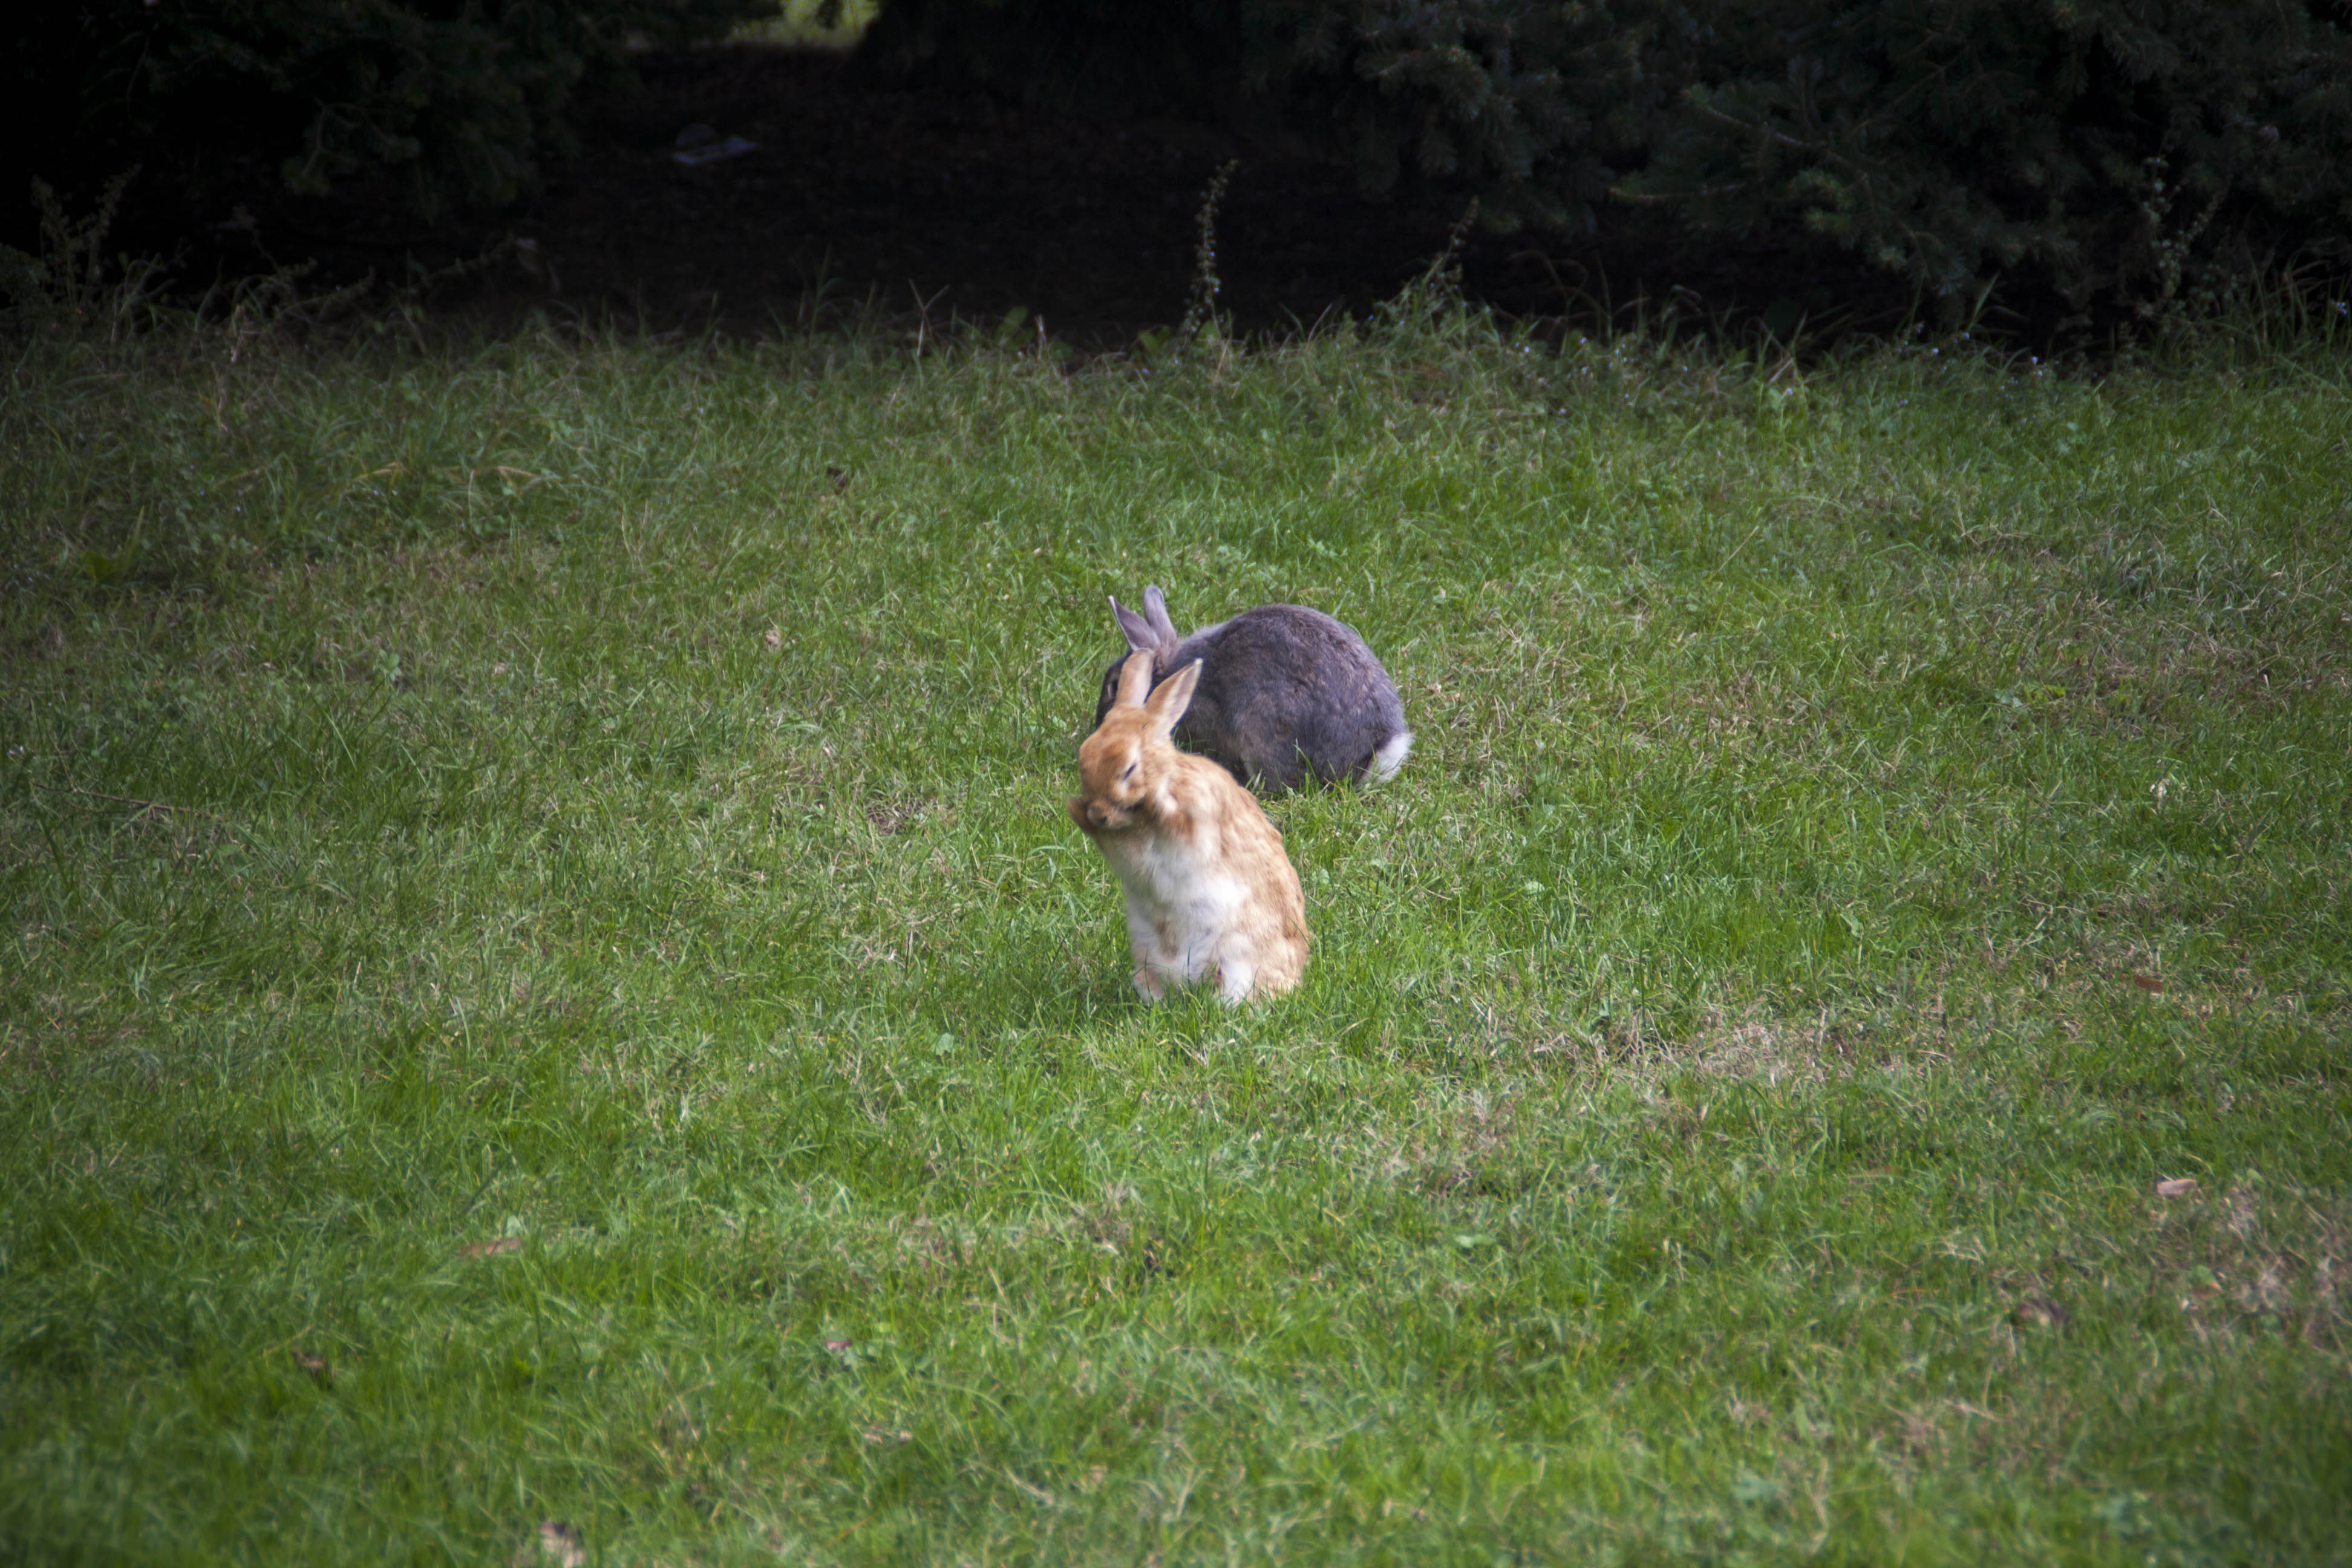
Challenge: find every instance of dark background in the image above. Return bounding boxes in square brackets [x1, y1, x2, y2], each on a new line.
[16, 0, 2350, 353]
[6, 41, 1929, 352]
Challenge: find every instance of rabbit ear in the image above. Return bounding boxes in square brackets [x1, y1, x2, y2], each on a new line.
[1142, 585, 1180, 645]
[1114, 647, 1157, 708]
[1144, 659, 1203, 737]
[1110, 595, 1159, 655]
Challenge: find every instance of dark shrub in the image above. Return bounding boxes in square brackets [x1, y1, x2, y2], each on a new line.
[1631, 0, 2352, 316]
[25, 0, 774, 220]
[855, 0, 2352, 318]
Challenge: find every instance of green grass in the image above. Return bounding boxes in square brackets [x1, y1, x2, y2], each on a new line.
[3, 305, 2349, 1565]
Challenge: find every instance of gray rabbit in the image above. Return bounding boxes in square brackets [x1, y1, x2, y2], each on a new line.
[1093, 585, 1412, 791]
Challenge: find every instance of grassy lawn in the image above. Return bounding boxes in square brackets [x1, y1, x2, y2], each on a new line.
[3, 302, 2348, 1564]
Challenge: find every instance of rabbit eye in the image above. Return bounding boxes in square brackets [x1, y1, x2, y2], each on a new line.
[1121, 760, 1137, 780]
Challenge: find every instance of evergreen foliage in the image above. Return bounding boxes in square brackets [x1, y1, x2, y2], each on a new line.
[1632, 0, 2352, 315]
[855, 1, 1654, 234]
[27, 0, 2349, 316]
[27, 0, 774, 219]
[1264, 1, 1651, 234]
[856, 0, 2352, 316]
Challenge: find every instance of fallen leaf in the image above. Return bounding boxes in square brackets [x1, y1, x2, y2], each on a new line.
[2011, 1296, 2071, 1329]
[461, 1236, 525, 1259]
[2155, 1177, 2199, 1199]
[511, 1520, 584, 1568]
[2132, 973, 2164, 992]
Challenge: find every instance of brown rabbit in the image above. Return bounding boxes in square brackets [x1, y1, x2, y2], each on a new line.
[1069, 656, 1310, 1004]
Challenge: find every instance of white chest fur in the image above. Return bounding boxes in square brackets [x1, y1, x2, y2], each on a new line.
[1094, 823, 1247, 981]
